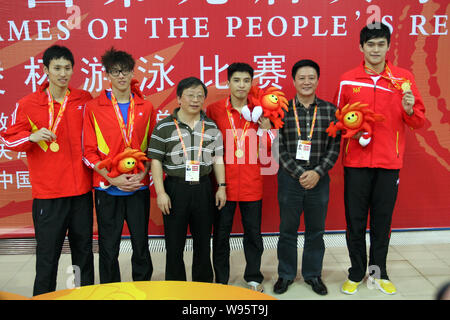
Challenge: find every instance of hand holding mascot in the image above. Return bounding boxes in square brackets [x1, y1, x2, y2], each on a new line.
[326, 101, 385, 147]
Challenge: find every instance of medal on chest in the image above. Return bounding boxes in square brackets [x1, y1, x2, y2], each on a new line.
[46, 89, 70, 152]
[226, 103, 250, 160]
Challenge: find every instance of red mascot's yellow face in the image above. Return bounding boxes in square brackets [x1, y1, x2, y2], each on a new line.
[343, 111, 364, 129]
[118, 157, 136, 173]
[261, 94, 279, 110]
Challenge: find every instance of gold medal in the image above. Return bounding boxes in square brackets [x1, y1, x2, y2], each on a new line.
[401, 81, 411, 93]
[50, 141, 60, 152]
[235, 149, 244, 158]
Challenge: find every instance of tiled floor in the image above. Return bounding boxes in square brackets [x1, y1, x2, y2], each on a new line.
[1, 230, 449, 300]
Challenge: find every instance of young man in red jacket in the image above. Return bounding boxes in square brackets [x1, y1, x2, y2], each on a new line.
[335, 22, 426, 295]
[206, 63, 273, 292]
[0, 45, 94, 296]
[83, 48, 154, 284]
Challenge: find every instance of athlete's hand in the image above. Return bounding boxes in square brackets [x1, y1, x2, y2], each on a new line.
[29, 128, 56, 143]
[402, 90, 415, 115]
[108, 174, 143, 192]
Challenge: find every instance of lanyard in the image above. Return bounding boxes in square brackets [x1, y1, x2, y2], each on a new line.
[364, 63, 408, 91]
[46, 88, 70, 135]
[292, 98, 317, 141]
[226, 99, 250, 153]
[173, 118, 205, 162]
[110, 91, 135, 148]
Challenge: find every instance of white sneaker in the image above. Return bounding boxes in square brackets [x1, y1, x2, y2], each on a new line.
[247, 281, 264, 293]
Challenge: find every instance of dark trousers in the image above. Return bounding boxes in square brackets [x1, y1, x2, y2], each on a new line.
[163, 177, 214, 282]
[95, 189, 152, 284]
[344, 167, 399, 282]
[213, 200, 264, 284]
[32, 192, 94, 296]
[277, 168, 329, 281]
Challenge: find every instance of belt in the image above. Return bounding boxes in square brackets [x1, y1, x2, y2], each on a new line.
[166, 175, 210, 185]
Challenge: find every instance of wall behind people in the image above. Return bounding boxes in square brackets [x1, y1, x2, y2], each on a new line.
[0, 0, 449, 237]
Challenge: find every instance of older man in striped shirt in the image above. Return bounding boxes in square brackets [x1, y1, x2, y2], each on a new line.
[149, 77, 226, 283]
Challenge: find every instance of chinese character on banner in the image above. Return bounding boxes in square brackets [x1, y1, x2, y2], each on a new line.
[0, 113, 7, 132]
[24, 57, 47, 93]
[81, 57, 107, 93]
[199, 55, 228, 89]
[0, 170, 13, 190]
[17, 152, 27, 159]
[254, 0, 300, 4]
[0, 67, 5, 95]
[253, 52, 286, 89]
[156, 110, 170, 123]
[104, 0, 144, 8]
[137, 55, 175, 93]
[16, 171, 31, 189]
[0, 144, 12, 160]
[28, 0, 74, 8]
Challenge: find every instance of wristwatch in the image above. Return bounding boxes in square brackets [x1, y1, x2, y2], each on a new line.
[217, 183, 227, 187]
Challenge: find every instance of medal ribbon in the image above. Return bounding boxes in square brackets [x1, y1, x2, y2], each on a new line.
[46, 88, 70, 136]
[292, 98, 318, 141]
[111, 91, 135, 148]
[226, 99, 250, 154]
[364, 64, 408, 91]
[173, 118, 205, 162]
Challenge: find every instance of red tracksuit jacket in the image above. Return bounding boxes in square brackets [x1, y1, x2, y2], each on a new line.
[334, 61, 426, 169]
[83, 84, 155, 188]
[0, 83, 93, 199]
[206, 97, 274, 202]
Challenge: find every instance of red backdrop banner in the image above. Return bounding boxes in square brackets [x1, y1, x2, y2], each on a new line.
[0, 0, 449, 238]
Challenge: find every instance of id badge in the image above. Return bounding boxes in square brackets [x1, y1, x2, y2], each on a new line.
[296, 140, 311, 160]
[185, 161, 200, 182]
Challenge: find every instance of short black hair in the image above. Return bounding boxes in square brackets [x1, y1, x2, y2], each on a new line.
[227, 62, 254, 80]
[360, 22, 391, 46]
[176, 77, 208, 98]
[101, 47, 135, 74]
[291, 59, 320, 79]
[42, 45, 74, 68]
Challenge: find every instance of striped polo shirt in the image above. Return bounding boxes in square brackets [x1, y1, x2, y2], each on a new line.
[148, 108, 223, 178]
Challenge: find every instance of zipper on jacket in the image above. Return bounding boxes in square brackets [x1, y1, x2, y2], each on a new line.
[371, 76, 379, 167]
[396, 131, 399, 158]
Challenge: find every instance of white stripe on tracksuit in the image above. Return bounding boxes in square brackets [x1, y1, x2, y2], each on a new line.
[336, 79, 393, 107]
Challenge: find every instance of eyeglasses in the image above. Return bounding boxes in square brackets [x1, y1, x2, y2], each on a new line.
[183, 94, 205, 101]
[109, 69, 132, 77]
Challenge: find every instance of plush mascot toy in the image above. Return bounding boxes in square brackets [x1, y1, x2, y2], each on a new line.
[326, 101, 385, 147]
[241, 86, 289, 129]
[97, 147, 149, 188]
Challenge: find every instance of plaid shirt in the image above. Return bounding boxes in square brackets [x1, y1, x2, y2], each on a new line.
[278, 96, 341, 179]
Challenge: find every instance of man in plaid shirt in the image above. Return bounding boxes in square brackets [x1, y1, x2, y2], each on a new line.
[273, 59, 340, 296]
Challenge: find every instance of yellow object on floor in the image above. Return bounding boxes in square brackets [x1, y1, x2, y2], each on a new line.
[29, 281, 276, 300]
